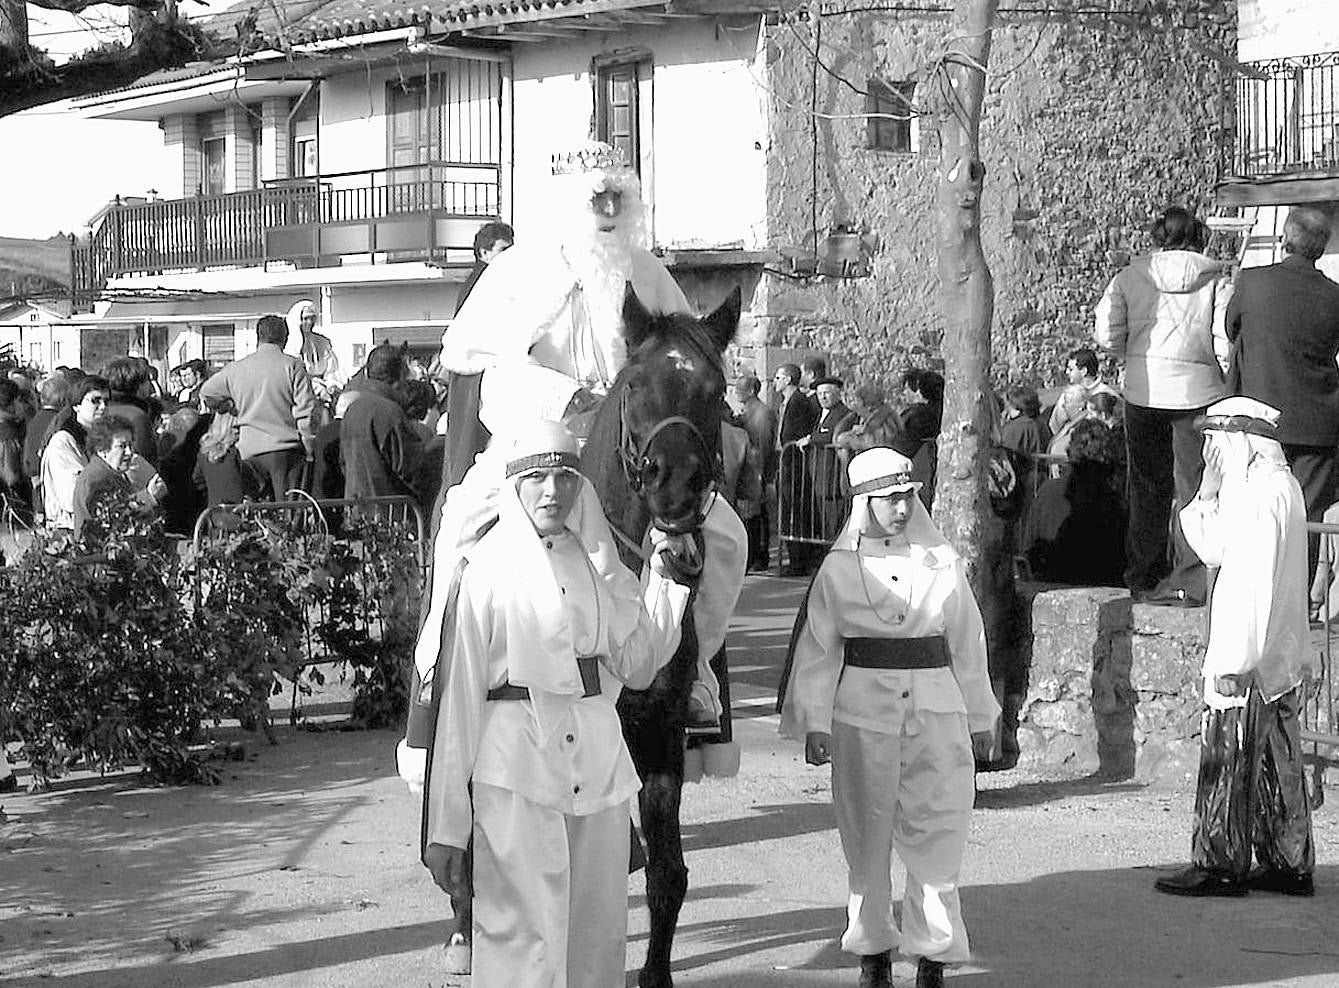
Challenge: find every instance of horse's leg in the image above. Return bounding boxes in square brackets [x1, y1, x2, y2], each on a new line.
[442, 840, 473, 974]
[638, 768, 687, 988]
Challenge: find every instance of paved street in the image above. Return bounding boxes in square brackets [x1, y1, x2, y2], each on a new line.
[4, 573, 1339, 987]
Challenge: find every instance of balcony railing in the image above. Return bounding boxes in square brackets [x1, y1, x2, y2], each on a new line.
[72, 161, 500, 304]
[1234, 51, 1339, 178]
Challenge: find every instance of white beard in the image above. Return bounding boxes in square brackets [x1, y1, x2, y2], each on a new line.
[563, 227, 636, 384]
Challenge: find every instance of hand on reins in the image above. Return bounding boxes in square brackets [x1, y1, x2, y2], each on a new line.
[649, 528, 704, 586]
[424, 843, 469, 898]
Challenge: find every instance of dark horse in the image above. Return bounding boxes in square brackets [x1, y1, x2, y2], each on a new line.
[581, 284, 741, 988]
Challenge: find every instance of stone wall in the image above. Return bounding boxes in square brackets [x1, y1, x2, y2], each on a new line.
[1015, 586, 1206, 782]
[752, 0, 1236, 396]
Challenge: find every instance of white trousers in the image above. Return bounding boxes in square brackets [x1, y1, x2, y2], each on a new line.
[831, 714, 975, 963]
[472, 783, 631, 988]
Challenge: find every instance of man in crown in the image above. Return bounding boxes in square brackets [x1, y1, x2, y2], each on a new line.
[778, 447, 999, 988]
[402, 143, 746, 971]
[1154, 396, 1316, 899]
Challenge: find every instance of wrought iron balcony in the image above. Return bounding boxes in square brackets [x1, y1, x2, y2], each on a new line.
[1233, 51, 1339, 178]
[72, 161, 500, 304]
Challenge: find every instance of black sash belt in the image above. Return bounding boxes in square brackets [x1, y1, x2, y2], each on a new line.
[843, 636, 949, 669]
[486, 655, 603, 701]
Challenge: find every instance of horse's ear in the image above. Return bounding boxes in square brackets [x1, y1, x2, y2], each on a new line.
[701, 287, 742, 353]
[623, 283, 655, 349]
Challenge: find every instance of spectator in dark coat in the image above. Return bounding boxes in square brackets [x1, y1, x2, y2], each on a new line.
[311, 390, 358, 500]
[733, 373, 779, 571]
[799, 377, 858, 539]
[999, 385, 1050, 460]
[1023, 419, 1127, 586]
[102, 357, 160, 467]
[773, 362, 822, 575]
[895, 368, 944, 508]
[395, 377, 445, 513]
[157, 406, 209, 535]
[73, 415, 164, 538]
[341, 344, 421, 500]
[1227, 205, 1339, 581]
[0, 380, 28, 517]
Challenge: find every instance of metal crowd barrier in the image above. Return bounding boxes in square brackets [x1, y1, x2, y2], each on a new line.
[189, 493, 428, 722]
[1304, 521, 1339, 759]
[776, 444, 850, 562]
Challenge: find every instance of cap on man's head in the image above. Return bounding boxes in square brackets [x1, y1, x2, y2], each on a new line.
[847, 447, 921, 496]
[506, 419, 583, 478]
[813, 376, 845, 389]
[1194, 396, 1281, 437]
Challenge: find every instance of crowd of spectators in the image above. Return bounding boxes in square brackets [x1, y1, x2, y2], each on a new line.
[0, 319, 449, 545]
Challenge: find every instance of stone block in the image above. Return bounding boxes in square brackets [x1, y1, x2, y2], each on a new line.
[1130, 633, 1201, 693]
[1132, 601, 1209, 638]
[1032, 587, 1131, 631]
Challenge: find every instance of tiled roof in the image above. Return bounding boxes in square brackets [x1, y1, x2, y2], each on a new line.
[283, 0, 672, 44]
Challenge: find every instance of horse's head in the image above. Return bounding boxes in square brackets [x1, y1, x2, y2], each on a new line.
[597, 285, 740, 537]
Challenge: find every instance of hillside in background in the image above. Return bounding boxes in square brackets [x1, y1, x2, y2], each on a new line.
[0, 235, 71, 302]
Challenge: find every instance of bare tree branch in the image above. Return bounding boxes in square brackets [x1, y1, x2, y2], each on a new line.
[26, 0, 159, 12]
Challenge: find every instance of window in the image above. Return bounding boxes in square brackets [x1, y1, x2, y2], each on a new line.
[202, 137, 226, 195]
[52, 340, 61, 361]
[29, 342, 41, 366]
[202, 323, 235, 368]
[291, 92, 320, 177]
[351, 343, 368, 370]
[596, 61, 643, 173]
[866, 78, 917, 153]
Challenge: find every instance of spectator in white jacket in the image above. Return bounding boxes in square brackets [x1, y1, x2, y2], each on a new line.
[1094, 206, 1230, 607]
[40, 375, 110, 530]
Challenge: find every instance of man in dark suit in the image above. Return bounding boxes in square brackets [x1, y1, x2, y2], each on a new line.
[773, 363, 821, 574]
[1227, 206, 1339, 581]
[798, 377, 858, 542]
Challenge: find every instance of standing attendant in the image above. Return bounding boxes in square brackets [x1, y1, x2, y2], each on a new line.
[779, 447, 999, 988]
[1155, 397, 1314, 898]
[734, 373, 779, 571]
[422, 421, 698, 988]
[775, 363, 821, 575]
[199, 314, 317, 500]
[1094, 205, 1229, 605]
[1226, 205, 1339, 585]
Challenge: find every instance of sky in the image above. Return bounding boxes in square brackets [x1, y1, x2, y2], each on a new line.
[0, 7, 176, 240]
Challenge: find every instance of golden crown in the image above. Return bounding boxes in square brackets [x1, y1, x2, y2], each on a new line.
[551, 142, 630, 176]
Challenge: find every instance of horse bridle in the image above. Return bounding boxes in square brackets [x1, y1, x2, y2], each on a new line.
[617, 388, 719, 537]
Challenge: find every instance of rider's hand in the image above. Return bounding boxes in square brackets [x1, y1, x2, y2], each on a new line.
[424, 843, 469, 898]
[804, 731, 831, 766]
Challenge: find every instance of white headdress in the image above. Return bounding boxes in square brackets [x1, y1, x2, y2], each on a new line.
[832, 447, 956, 564]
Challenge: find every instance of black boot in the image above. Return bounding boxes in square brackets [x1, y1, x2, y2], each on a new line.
[916, 958, 945, 988]
[858, 951, 893, 988]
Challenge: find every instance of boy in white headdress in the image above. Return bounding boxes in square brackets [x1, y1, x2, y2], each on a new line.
[1154, 396, 1315, 898]
[284, 300, 344, 403]
[778, 447, 999, 988]
[422, 420, 698, 988]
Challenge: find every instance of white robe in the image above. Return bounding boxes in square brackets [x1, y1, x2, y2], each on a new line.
[780, 538, 999, 964]
[1179, 454, 1311, 709]
[426, 523, 688, 988]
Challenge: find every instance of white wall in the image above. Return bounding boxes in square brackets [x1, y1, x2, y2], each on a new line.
[509, 17, 769, 252]
[320, 69, 391, 176]
[1239, 0, 1339, 61]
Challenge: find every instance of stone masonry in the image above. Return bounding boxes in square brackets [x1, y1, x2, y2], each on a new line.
[1017, 585, 1338, 784]
[749, 0, 1236, 395]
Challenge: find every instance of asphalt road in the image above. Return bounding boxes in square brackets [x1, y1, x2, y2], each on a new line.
[4, 572, 1339, 987]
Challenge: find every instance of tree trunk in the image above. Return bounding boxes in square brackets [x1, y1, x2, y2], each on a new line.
[933, 0, 999, 582]
[0, 0, 29, 61]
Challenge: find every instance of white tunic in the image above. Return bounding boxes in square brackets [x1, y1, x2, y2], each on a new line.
[438, 241, 691, 407]
[781, 539, 1000, 738]
[1179, 457, 1311, 708]
[427, 528, 689, 850]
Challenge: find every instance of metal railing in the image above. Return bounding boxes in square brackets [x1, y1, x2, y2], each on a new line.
[71, 161, 501, 303]
[1233, 50, 1339, 177]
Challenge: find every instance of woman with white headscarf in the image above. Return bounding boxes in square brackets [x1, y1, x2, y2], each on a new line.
[1154, 396, 1315, 898]
[778, 447, 999, 988]
[284, 300, 345, 401]
[421, 419, 699, 988]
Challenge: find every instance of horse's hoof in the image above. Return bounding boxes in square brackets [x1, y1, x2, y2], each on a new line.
[701, 741, 740, 778]
[441, 932, 472, 975]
